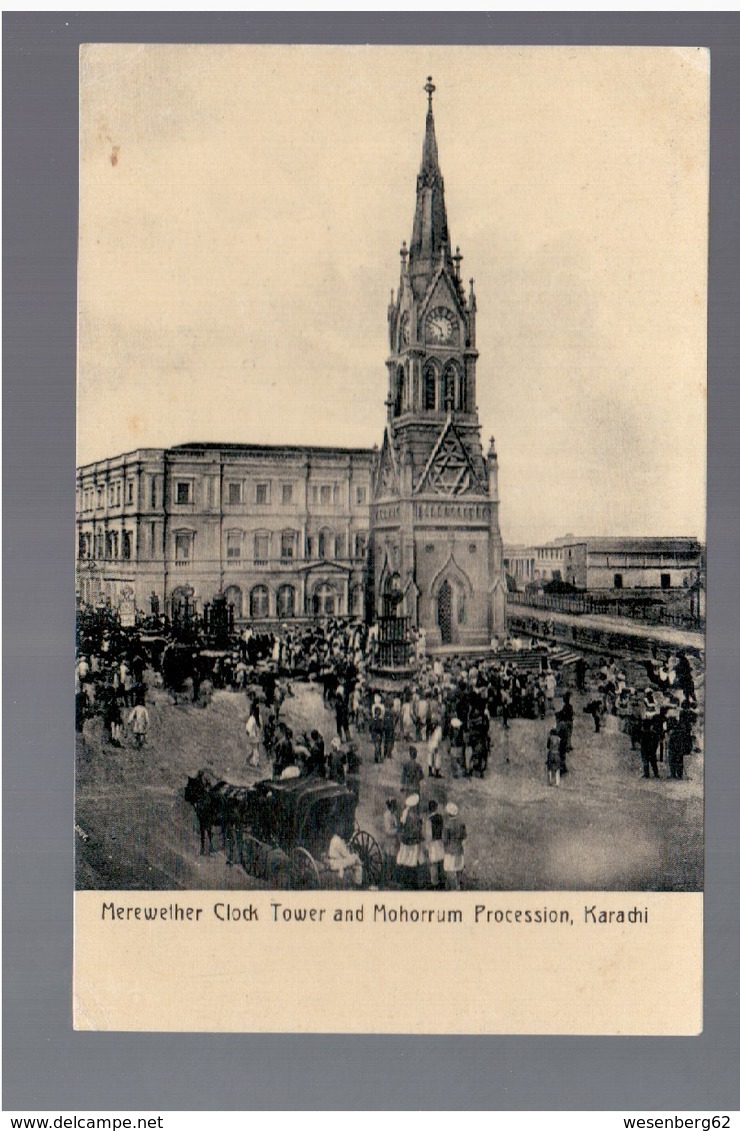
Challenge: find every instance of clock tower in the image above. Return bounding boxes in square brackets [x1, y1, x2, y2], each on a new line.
[369, 78, 506, 648]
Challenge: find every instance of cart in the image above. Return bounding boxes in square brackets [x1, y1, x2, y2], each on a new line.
[230, 775, 382, 890]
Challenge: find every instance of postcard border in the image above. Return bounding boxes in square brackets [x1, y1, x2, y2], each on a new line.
[4, 11, 739, 1111]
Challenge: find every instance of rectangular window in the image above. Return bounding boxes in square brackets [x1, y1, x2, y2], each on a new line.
[176, 481, 191, 505]
[175, 533, 190, 561]
[333, 484, 340, 504]
[116, 483, 122, 506]
[254, 533, 270, 562]
[228, 482, 242, 505]
[150, 522, 156, 558]
[335, 534, 345, 559]
[150, 478, 157, 508]
[126, 480, 134, 504]
[281, 483, 293, 506]
[661, 573, 671, 590]
[255, 483, 269, 505]
[320, 485, 331, 504]
[281, 532, 295, 559]
[122, 532, 132, 560]
[613, 574, 623, 589]
[97, 487, 104, 509]
[356, 486, 367, 506]
[311, 486, 319, 504]
[226, 532, 241, 559]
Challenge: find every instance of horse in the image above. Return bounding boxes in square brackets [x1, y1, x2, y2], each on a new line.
[184, 770, 225, 855]
[184, 772, 253, 860]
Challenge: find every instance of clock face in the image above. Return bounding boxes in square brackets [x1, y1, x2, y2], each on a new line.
[399, 312, 410, 347]
[426, 307, 457, 345]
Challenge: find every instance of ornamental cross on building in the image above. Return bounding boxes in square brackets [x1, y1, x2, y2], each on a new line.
[76, 80, 506, 642]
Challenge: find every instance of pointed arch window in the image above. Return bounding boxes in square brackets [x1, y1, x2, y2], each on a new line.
[459, 366, 468, 412]
[443, 362, 459, 412]
[394, 365, 405, 417]
[224, 585, 243, 619]
[423, 362, 437, 410]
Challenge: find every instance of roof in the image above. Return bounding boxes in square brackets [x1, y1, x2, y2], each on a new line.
[171, 442, 377, 458]
[563, 537, 701, 554]
[409, 90, 450, 295]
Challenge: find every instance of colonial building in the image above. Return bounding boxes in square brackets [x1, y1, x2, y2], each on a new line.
[76, 443, 374, 623]
[368, 79, 506, 647]
[561, 537, 702, 592]
[504, 541, 567, 587]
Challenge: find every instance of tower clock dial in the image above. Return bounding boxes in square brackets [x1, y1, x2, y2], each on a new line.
[426, 307, 457, 345]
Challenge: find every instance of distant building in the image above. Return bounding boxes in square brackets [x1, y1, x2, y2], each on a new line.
[561, 537, 702, 591]
[76, 443, 374, 622]
[504, 541, 566, 586]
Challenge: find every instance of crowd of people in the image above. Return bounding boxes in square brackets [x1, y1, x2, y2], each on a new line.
[76, 606, 701, 887]
[580, 653, 698, 782]
[75, 613, 151, 748]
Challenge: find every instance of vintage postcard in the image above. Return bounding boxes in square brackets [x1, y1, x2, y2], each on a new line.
[74, 45, 707, 1033]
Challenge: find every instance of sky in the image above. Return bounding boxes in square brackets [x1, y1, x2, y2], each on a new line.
[78, 45, 708, 545]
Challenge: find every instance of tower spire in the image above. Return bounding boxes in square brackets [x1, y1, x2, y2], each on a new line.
[408, 76, 450, 297]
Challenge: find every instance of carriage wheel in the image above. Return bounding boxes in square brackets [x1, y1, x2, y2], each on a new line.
[272, 852, 292, 890]
[290, 847, 321, 890]
[350, 830, 383, 888]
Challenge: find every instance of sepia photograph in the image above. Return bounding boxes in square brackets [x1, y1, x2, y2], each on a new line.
[74, 45, 707, 902]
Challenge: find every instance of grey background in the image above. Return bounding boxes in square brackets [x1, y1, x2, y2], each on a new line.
[3, 12, 738, 1112]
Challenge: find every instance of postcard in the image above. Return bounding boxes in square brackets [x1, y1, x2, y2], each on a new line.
[74, 45, 706, 1033]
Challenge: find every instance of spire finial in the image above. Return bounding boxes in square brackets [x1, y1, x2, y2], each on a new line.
[424, 76, 435, 108]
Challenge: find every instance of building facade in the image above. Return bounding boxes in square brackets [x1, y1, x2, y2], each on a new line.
[368, 79, 506, 647]
[76, 443, 374, 623]
[561, 537, 702, 591]
[503, 541, 566, 587]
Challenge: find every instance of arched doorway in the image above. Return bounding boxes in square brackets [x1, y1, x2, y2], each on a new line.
[277, 584, 296, 619]
[223, 585, 243, 620]
[250, 585, 269, 620]
[313, 582, 337, 617]
[437, 580, 453, 644]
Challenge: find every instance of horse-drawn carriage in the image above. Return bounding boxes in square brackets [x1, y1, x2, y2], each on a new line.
[185, 771, 382, 890]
